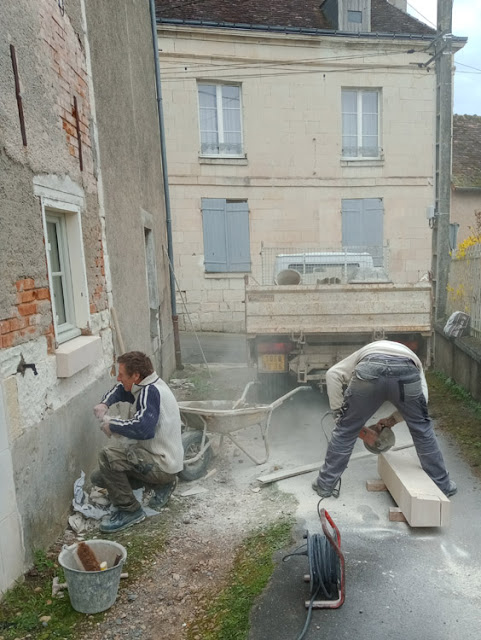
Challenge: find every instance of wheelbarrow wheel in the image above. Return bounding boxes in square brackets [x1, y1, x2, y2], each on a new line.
[179, 430, 212, 482]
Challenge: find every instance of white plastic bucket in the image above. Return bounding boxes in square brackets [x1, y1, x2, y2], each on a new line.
[58, 539, 127, 614]
[274, 269, 301, 285]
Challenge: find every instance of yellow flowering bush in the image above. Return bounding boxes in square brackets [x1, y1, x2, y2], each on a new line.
[455, 210, 481, 258]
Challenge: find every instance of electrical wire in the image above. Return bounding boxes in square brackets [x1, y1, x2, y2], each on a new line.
[162, 62, 425, 83]
[284, 530, 341, 640]
[406, 3, 437, 30]
[159, 47, 418, 76]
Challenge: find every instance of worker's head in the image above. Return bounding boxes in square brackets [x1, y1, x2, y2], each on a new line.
[116, 351, 154, 391]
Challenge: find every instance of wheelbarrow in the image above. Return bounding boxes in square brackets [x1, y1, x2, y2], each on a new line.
[178, 382, 310, 481]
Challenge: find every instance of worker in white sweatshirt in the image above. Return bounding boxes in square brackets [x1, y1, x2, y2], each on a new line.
[92, 351, 184, 533]
[312, 340, 457, 499]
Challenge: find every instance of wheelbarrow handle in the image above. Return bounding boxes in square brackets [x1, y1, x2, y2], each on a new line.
[232, 381, 257, 410]
[269, 385, 311, 410]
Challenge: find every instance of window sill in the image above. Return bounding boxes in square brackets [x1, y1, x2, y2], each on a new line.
[204, 272, 249, 279]
[55, 335, 102, 378]
[340, 158, 385, 167]
[57, 326, 82, 345]
[199, 155, 248, 165]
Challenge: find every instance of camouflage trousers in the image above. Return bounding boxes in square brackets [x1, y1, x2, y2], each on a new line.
[96, 446, 177, 512]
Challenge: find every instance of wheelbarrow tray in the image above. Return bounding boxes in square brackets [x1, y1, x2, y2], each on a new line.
[178, 383, 310, 468]
[178, 400, 271, 435]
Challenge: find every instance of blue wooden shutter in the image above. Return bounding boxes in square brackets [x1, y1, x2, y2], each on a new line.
[342, 198, 384, 265]
[226, 201, 250, 271]
[202, 198, 228, 272]
[342, 198, 364, 247]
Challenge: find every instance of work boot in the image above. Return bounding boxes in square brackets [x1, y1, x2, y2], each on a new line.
[148, 478, 178, 511]
[443, 480, 457, 497]
[99, 507, 145, 533]
[311, 478, 340, 499]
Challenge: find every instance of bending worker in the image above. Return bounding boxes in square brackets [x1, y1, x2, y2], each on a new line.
[92, 351, 184, 533]
[312, 339, 457, 499]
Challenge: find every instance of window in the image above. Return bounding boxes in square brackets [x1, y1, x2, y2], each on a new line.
[46, 213, 76, 333]
[41, 201, 89, 344]
[198, 84, 243, 156]
[347, 10, 362, 23]
[201, 198, 250, 273]
[342, 198, 384, 267]
[342, 89, 380, 159]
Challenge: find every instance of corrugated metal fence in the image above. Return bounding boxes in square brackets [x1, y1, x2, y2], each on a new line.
[447, 245, 481, 339]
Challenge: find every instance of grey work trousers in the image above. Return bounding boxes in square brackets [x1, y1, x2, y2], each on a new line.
[318, 356, 452, 494]
[98, 446, 177, 512]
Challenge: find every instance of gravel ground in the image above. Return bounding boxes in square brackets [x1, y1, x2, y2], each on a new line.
[64, 365, 297, 640]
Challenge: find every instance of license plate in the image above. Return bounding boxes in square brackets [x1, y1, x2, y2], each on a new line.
[260, 354, 286, 372]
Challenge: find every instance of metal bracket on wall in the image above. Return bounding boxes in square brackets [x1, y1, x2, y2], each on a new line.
[10, 45, 27, 146]
[17, 355, 38, 376]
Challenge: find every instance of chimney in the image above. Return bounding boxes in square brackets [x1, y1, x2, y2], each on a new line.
[324, 0, 372, 33]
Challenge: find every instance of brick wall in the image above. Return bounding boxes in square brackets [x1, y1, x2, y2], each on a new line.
[0, 279, 54, 351]
[39, 1, 93, 174]
[0, 0, 109, 353]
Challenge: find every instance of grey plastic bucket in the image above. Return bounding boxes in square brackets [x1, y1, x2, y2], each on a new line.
[58, 539, 127, 614]
[274, 269, 301, 285]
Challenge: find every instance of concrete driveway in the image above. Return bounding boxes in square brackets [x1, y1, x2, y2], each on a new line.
[228, 390, 480, 640]
[179, 332, 481, 639]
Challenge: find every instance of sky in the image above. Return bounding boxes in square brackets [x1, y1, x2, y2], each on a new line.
[407, 1, 480, 115]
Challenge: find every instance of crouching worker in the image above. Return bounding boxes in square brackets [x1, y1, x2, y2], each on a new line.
[92, 351, 184, 533]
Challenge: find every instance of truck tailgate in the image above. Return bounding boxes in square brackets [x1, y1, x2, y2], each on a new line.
[245, 283, 432, 335]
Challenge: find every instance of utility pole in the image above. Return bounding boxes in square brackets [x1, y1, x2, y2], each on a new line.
[432, 0, 454, 324]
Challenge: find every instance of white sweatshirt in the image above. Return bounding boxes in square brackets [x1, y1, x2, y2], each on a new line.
[325, 340, 428, 413]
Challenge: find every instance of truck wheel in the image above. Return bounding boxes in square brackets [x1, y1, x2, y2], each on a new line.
[179, 430, 212, 482]
[257, 372, 291, 403]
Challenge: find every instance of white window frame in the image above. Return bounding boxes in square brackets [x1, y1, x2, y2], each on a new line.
[197, 82, 244, 158]
[341, 88, 381, 160]
[39, 196, 89, 345]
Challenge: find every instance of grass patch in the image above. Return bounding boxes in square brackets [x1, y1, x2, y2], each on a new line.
[0, 516, 170, 640]
[427, 371, 481, 475]
[186, 519, 293, 640]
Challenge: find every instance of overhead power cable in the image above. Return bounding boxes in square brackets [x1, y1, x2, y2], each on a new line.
[406, 2, 437, 29]
[161, 62, 428, 83]
[158, 47, 420, 78]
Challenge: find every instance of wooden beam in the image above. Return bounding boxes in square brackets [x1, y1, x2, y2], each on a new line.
[366, 479, 387, 492]
[257, 444, 414, 485]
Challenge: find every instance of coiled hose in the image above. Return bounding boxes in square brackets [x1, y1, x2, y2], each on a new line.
[284, 516, 342, 640]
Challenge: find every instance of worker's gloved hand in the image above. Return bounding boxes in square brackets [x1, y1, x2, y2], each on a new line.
[93, 403, 108, 420]
[100, 415, 112, 438]
[375, 416, 396, 430]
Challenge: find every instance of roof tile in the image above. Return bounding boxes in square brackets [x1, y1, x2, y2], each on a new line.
[155, 0, 435, 35]
[453, 115, 481, 188]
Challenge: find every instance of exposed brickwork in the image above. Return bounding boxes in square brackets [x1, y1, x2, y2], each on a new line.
[39, 2, 92, 172]
[89, 236, 108, 314]
[35, 1, 108, 321]
[1, 279, 54, 351]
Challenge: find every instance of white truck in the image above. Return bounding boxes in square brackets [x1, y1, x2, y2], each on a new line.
[245, 249, 432, 397]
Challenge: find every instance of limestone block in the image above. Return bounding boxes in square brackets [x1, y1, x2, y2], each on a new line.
[378, 449, 450, 527]
[55, 335, 102, 378]
[2, 377, 22, 443]
[0, 512, 24, 595]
